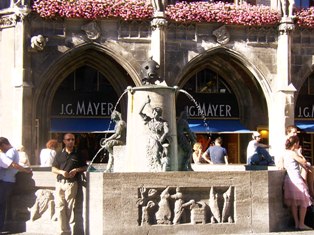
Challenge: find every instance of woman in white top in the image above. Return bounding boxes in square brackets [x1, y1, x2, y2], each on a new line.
[17, 145, 30, 167]
[40, 139, 58, 166]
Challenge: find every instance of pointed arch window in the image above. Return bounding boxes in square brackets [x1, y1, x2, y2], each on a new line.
[184, 69, 232, 94]
[300, 74, 314, 95]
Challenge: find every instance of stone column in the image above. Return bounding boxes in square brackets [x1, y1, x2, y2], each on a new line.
[150, 12, 167, 81]
[13, 5, 33, 155]
[0, 4, 31, 147]
[269, 19, 295, 163]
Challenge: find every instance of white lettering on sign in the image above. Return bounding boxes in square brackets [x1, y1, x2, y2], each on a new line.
[59, 101, 114, 116]
[296, 105, 314, 118]
[186, 103, 232, 117]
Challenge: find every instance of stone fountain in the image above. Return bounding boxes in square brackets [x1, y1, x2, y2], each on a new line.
[19, 59, 291, 235]
[85, 59, 291, 234]
[107, 57, 192, 173]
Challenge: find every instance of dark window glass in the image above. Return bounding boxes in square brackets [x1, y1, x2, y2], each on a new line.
[58, 66, 112, 92]
[184, 69, 232, 94]
[299, 74, 314, 95]
[295, 0, 312, 8]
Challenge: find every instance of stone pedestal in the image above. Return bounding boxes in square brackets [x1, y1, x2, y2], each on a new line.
[87, 170, 291, 235]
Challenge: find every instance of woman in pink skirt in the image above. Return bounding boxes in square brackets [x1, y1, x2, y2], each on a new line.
[283, 135, 312, 230]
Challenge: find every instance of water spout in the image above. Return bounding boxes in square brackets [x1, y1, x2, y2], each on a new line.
[178, 89, 210, 133]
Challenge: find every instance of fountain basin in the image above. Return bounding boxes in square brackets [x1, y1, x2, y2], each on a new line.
[88, 170, 289, 234]
[9, 167, 291, 234]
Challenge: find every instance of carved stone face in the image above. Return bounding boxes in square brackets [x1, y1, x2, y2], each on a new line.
[141, 59, 161, 85]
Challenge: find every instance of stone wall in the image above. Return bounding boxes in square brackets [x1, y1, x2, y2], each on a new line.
[7, 167, 292, 235]
[89, 170, 290, 235]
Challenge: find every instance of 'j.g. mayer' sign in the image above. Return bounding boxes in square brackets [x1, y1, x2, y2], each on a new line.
[295, 95, 314, 119]
[52, 91, 240, 118]
[52, 91, 118, 117]
[58, 101, 115, 116]
[185, 102, 232, 117]
[176, 93, 239, 118]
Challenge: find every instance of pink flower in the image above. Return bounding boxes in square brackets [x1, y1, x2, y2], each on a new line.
[33, 0, 314, 27]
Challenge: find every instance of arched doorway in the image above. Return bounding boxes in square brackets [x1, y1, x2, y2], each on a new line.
[33, 46, 137, 164]
[176, 48, 270, 163]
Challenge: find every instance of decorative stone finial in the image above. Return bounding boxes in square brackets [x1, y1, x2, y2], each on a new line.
[140, 57, 165, 85]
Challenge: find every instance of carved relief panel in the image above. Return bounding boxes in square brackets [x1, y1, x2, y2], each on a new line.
[136, 185, 235, 226]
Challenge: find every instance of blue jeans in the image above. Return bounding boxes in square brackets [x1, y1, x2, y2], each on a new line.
[0, 181, 14, 231]
[248, 147, 274, 166]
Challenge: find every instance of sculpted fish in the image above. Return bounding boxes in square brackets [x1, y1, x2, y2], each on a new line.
[209, 187, 221, 223]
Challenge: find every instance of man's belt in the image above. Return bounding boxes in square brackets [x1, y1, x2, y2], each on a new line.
[57, 179, 75, 183]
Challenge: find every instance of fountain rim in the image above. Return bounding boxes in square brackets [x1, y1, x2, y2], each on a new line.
[126, 85, 179, 93]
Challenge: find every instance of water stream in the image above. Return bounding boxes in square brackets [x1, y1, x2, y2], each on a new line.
[177, 88, 210, 133]
[87, 88, 128, 172]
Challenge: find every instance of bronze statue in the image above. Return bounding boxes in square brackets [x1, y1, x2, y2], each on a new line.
[140, 57, 164, 85]
[100, 110, 126, 172]
[177, 110, 196, 171]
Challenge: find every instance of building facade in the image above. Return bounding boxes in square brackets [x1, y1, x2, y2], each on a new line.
[0, 0, 313, 165]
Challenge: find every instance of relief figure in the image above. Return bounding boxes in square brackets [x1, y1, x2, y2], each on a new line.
[170, 187, 187, 224]
[189, 200, 206, 225]
[209, 187, 221, 223]
[155, 186, 172, 224]
[29, 189, 55, 221]
[136, 185, 158, 226]
[222, 186, 234, 223]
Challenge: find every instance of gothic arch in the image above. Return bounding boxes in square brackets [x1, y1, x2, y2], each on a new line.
[32, 43, 139, 152]
[175, 47, 271, 129]
[293, 61, 314, 100]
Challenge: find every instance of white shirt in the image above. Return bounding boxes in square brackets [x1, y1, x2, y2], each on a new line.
[40, 148, 56, 167]
[247, 140, 258, 158]
[0, 152, 13, 168]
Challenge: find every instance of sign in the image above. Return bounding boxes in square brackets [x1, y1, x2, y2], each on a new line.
[176, 93, 239, 118]
[52, 91, 118, 117]
[295, 95, 314, 119]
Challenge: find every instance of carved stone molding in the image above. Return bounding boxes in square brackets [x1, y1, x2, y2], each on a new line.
[278, 20, 295, 35]
[81, 21, 101, 40]
[0, 4, 31, 28]
[151, 18, 168, 31]
[0, 14, 17, 29]
[213, 25, 230, 45]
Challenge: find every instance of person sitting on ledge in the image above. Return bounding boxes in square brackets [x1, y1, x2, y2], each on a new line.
[192, 142, 207, 164]
[202, 137, 228, 165]
[246, 131, 274, 166]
